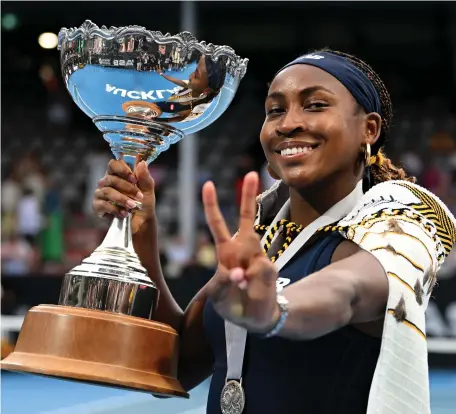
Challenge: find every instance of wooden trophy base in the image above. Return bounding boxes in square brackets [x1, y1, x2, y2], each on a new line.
[1, 305, 188, 398]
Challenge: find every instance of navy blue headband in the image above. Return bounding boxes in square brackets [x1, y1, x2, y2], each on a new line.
[277, 52, 382, 117]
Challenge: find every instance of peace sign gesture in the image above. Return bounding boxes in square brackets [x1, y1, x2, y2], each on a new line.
[202, 172, 279, 333]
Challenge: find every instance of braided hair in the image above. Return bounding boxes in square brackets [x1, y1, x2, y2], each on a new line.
[317, 48, 415, 185]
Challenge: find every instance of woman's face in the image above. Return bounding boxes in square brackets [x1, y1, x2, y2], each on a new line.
[260, 64, 380, 190]
[189, 56, 209, 92]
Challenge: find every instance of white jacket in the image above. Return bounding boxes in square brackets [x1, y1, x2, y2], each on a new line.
[255, 180, 456, 414]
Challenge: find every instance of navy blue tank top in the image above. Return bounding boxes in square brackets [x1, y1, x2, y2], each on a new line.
[203, 233, 381, 414]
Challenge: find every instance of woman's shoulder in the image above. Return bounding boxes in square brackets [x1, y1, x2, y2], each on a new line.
[337, 180, 455, 253]
[341, 180, 455, 231]
[326, 179, 456, 300]
[360, 179, 451, 208]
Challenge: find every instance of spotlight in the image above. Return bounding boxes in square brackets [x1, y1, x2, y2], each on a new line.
[2, 14, 18, 31]
[38, 32, 58, 49]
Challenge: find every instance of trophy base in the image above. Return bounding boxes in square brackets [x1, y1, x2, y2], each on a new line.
[1, 305, 188, 398]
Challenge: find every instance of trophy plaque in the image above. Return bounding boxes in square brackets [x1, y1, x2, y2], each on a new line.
[1, 20, 247, 397]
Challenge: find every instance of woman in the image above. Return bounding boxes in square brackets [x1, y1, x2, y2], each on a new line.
[93, 49, 456, 414]
[154, 55, 225, 122]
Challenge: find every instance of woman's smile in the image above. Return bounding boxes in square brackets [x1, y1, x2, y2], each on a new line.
[273, 140, 321, 161]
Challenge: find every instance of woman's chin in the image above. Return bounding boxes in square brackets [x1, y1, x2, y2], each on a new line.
[280, 169, 317, 190]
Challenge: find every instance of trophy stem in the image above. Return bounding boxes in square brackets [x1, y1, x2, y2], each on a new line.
[92, 115, 185, 168]
[98, 213, 135, 254]
[58, 212, 158, 319]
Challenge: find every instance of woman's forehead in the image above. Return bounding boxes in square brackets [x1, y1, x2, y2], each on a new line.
[198, 56, 207, 71]
[269, 64, 348, 95]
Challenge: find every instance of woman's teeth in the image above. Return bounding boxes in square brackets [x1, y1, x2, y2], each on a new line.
[280, 146, 314, 156]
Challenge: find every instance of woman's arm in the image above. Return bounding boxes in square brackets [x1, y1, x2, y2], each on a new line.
[134, 219, 214, 391]
[274, 242, 388, 340]
[159, 73, 188, 88]
[177, 286, 214, 391]
[133, 218, 183, 329]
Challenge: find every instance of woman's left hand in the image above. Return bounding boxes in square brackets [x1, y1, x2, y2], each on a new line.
[202, 172, 280, 333]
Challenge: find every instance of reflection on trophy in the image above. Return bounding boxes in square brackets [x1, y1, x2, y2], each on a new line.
[1, 20, 247, 397]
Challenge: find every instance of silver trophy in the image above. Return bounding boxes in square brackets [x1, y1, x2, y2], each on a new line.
[1, 20, 247, 397]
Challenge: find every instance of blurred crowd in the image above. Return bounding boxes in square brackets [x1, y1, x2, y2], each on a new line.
[2, 153, 48, 275]
[0, 147, 219, 279]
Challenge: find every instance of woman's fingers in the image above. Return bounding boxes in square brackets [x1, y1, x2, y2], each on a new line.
[92, 199, 128, 219]
[134, 160, 155, 193]
[202, 180, 232, 246]
[98, 174, 143, 200]
[238, 172, 259, 234]
[230, 267, 248, 290]
[107, 159, 137, 184]
[206, 265, 232, 302]
[94, 187, 140, 210]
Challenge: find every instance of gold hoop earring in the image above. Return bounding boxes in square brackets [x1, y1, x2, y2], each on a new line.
[364, 143, 372, 167]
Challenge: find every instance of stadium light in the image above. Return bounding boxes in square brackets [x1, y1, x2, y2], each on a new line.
[2, 14, 18, 31]
[38, 32, 58, 49]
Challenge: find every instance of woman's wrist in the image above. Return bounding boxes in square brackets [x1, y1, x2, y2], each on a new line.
[133, 216, 161, 264]
[258, 295, 289, 338]
[134, 213, 157, 237]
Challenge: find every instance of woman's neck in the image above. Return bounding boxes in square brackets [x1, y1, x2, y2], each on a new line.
[289, 176, 360, 228]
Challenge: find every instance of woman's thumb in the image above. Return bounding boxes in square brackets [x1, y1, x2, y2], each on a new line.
[135, 161, 155, 193]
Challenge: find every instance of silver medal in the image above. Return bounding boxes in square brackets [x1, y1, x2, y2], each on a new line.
[220, 380, 245, 414]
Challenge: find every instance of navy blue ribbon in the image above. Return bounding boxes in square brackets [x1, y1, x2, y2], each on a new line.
[277, 52, 382, 118]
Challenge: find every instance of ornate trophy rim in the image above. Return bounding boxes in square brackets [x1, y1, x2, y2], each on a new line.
[58, 19, 248, 78]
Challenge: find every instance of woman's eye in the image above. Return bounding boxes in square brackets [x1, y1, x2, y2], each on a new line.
[306, 102, 328, 110]
[267, 107, 284, 115]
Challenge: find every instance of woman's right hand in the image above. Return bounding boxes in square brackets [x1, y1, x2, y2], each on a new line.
[93, 159, 156, 234]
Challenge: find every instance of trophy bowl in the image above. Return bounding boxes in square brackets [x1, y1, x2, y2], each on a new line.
[1, 20, 248, 397]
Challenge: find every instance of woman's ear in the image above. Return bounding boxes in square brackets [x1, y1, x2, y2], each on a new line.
[364, 112, 382, 146]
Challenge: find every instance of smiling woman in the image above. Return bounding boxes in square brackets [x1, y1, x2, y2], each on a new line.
[261, 50, 412, 201]
[92, 49, 456, 414]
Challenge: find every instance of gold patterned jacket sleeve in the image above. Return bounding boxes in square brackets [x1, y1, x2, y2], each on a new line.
[319, 180, 456, 414]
